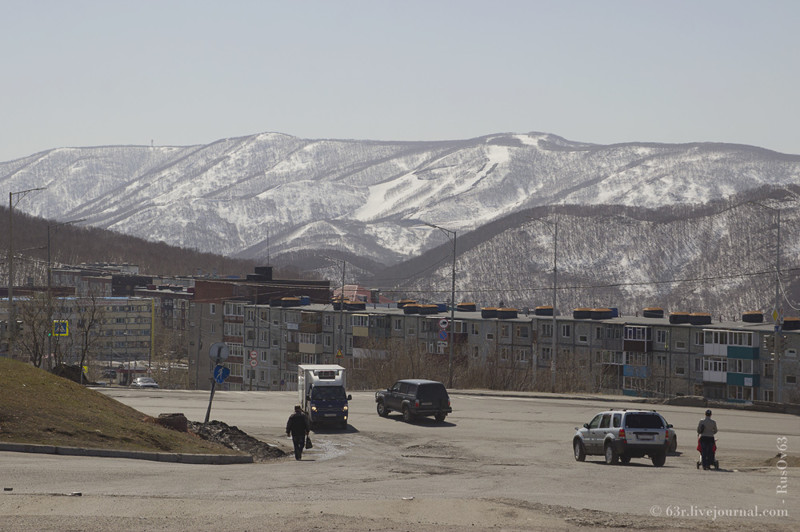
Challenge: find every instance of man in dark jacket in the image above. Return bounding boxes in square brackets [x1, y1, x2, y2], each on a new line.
[286, 405, 310, 460]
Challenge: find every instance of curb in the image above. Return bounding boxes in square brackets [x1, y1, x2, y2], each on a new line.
[0, 442, 253, 464]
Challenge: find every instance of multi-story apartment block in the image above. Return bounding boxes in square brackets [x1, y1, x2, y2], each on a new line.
[213, 300, 799, 404]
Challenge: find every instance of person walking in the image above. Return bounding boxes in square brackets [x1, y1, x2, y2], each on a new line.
[286, 405, 310, 460]
[697, 409, 718, 470]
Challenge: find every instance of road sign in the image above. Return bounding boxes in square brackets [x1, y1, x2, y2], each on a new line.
[52, 320, 69, 336]
[249, 350, 258, 359]
[209, 342, 230, 362]
[213, 365, 230, 384]
[439, 318, 449, 329]
[249, 358, 258, 367]
[336, 349, 343, 358]
[439, 330, 448, 341]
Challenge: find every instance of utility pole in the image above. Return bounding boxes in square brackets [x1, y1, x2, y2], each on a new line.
[774, 209, 783, 403]
[7, 187, 46, 355]
[550, 219, 558, 394]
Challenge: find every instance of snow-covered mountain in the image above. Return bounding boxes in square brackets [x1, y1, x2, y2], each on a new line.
[3, 131, 800, 315]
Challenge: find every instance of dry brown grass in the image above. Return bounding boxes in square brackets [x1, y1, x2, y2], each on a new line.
[0, 357, 242, 456]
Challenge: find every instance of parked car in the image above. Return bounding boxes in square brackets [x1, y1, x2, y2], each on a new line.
[573, 409, 671, 467]
[130, 376, 159, 389]
[375, 379, 452, 422]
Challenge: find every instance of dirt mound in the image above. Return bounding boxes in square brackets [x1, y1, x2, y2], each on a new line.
[188, 420, 285, 462]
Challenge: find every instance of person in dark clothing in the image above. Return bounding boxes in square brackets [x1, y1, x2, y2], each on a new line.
[286, 405, 310, 460]
[697, 409, 718, 470]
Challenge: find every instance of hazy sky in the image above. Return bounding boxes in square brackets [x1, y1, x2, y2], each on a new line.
[2, 0, 799, 162]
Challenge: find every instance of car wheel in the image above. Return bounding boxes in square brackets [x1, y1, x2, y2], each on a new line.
[376, 401, 389, 417]
[573, 439, 586, 462]
[620, 455, 631, 465]
[668, 433, 677, 453]
[651, 452, 666, 467]
[604, 442, 618, 465]
[434, 412, 447, 423]
[402, 406, 413, 423]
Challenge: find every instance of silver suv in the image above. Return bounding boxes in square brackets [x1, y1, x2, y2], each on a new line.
[573, 410, 672, 467]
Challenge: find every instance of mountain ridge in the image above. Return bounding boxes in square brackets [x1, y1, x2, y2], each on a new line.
[3, 131, 800, 316]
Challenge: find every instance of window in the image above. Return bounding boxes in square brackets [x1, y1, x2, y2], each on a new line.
[499, 347, 509, 360]
[486, 331, 495, 340]
[599, 414, 611, 428]
[729, 359, 753, 374]
[764, 361, 774, 377]
[656, 355, 666, 367]
[394, 318, 403, 331]
[500, 324, 510, 339]
[694, 357, 703, 372]
[471, 323, 480, 335]
[209, 303, 216, 315]
[675, 366, 686, 376]
[472, 346, 479, 359]
[541, 347, 552, 361]
[656, 330, 667, 344]
[764, 390, 774, 402]
[352, 314, 368, 327]
[786, 375, 797, 385]
[595, 327, 603, 340]
[728, 385, 753, 401]
[675, 341, 687, 350]
[704, 357, 727, 372]
[515, 348, 528, 362]
[516, 325, 529, 339]
[561, 324, 571, 338]
[541, 323, 553, 338]
[786, 349, 797, 358]
[578, 334, 588, 343]
[324, 315, 332, 326]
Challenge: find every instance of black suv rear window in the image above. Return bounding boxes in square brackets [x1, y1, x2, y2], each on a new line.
[417, 383, 448, 401]
[625, 413, 664, 429]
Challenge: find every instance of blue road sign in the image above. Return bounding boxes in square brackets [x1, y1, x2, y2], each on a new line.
[439, 330, 448, 341]
[53, 320, 69, 336]
[213, 365, 230, 384]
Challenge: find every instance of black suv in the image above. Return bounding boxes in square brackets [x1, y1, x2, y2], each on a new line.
[573, 410, 672, 467]
[375, 379, 452, 422]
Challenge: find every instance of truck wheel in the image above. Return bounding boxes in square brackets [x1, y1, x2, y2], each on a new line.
[604, 442, 619, 464]
[651, 452, 666, 467]
[573, 439, 586, 462]
[402, 406, 413, 423]
[435, 412, 446, 423]
[376, 401, 389, 417]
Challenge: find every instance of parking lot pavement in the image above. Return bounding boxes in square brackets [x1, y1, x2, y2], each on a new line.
[0, 389, 794, 531]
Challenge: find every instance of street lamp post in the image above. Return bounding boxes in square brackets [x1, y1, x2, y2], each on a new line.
[532, 216, 558, 393]
[423, 222, 456, 388]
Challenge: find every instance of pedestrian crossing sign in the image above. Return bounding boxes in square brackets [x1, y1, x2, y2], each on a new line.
[52, 320, 69, 336]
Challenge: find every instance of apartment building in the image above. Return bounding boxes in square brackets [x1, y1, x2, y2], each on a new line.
[216, 300, 799, 404]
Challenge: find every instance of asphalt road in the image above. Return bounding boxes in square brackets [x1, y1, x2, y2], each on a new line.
[0, 388, 796, 531]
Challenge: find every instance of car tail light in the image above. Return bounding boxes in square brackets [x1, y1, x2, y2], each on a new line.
[619, 428, 626, 441]
[415, 399, 420, 408]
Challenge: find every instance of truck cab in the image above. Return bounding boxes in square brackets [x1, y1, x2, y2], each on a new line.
[298, 364, 351, 429]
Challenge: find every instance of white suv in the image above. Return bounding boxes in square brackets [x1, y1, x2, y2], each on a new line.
[573, 410, 672, 467]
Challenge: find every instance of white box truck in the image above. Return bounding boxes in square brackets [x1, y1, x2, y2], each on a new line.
[298, 364, 351, 429]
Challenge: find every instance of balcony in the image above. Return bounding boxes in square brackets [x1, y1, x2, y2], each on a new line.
[703, 370, 726, 383]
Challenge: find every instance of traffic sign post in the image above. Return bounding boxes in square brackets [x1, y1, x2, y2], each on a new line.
[204, 343, 231, 424]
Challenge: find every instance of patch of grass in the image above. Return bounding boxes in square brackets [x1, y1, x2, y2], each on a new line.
[0, 357, 242, 456]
